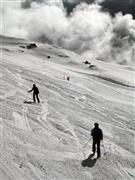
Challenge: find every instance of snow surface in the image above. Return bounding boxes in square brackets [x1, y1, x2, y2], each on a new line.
[0, 35, 135, 180]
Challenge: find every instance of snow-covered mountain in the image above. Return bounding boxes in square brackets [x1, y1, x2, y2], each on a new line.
[1, 35, 135, 180]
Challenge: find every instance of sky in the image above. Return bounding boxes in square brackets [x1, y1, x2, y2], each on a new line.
[1, 0, 135, 64]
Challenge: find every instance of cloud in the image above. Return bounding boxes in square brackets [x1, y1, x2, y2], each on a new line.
[62, 0, 135, 18]
[21, 0, 64, 9]
[1, 0, 135, 64]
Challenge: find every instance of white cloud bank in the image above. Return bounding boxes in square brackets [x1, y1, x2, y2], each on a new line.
[1, 0, 135, 64]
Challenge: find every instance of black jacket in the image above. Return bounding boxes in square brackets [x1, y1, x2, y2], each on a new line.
[29, 86, 39, 94]
[91, 127, 103, 142]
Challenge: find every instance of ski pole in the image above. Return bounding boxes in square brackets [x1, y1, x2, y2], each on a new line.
[24, 92, 33, 102]
[81, 138, 92, 158]
[24, 92, 29, 102]
[82, 149, 86, 159]
[102, 142, 107, 155]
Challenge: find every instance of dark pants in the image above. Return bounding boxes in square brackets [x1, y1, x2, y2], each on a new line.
[92, 141, 101, 157]
[33, 93, 40, 103]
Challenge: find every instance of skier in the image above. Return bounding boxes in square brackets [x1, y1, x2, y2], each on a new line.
[67, 76, 70, 81]
[28, 84, 40, 103]
[91, 123, 103, 158]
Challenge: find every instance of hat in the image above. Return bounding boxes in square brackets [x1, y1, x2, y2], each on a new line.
[94, 123, 99, 127]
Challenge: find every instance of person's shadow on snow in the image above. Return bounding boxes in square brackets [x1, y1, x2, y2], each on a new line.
[81, 154, 97, 168]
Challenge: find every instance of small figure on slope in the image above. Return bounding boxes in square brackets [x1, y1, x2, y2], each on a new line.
[91, 123, 103, 158]
[67, 76, 70, 81]
[28, 84, 40, 103]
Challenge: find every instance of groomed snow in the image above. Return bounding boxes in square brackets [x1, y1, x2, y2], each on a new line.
[1, 35, 135, 180]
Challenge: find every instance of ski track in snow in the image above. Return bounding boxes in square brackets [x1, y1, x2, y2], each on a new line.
[13, 106, 31, 131]
[0, 68, 24, 99]
[5, 67, 24, 87]
[37, 100, 50, 128]
[16, 73, 24, 87]
[0, 89, 16, 99]
[53, 108, 82, 150]
[0, 72, 2, 78]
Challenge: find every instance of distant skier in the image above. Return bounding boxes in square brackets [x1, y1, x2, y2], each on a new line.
[91, 123, 103, 158]
[67, 76, 70, 81]
[28, 84, 40, 103]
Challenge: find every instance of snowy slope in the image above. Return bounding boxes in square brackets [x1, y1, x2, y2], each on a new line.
[1, 35, 135, 180]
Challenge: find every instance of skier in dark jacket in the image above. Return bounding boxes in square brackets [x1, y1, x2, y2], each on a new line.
[91, 123, 103, 158]
[28, 84, 40, 103]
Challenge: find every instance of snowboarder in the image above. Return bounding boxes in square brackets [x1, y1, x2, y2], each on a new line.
[28, 84, 40, 103]
[91, 123, 103, 158]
